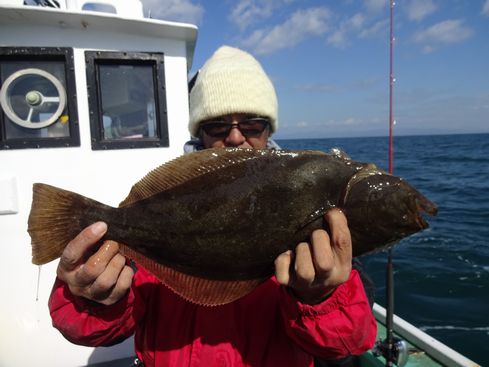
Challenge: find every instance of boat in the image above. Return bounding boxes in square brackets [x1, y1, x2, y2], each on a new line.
[0, 1, 481, 366]
[360, 304, 480, 367]
[0, 1, 196, 365]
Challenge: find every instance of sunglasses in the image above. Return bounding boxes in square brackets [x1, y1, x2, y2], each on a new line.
[200, 117, 270, 138]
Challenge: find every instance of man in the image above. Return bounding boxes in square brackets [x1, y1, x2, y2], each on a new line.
[49, 46, 376, 366]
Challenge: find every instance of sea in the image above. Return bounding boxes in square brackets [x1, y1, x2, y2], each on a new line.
[277, 133, 489, 366]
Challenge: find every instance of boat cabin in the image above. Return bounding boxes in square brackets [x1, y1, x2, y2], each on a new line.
[0, 1, 196, 365]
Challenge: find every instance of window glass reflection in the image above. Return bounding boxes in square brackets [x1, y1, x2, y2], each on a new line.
[99, 64, 157, 140]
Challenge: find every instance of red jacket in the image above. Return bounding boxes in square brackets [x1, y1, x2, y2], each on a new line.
[49, 267, 376, 367]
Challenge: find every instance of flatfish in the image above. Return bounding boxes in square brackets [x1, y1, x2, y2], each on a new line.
[28, 148, 437, 305]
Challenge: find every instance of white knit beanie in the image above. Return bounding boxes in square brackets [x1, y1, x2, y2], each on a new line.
[189, 46, 278, 137]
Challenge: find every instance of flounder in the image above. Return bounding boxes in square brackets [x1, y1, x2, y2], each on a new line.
[28, 148, 437, 306]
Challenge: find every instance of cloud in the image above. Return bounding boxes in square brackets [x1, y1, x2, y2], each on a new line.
[343, 117, 357, 125]
[359, 18, 389, 39]
[421, 45, 435, 54]
[229, 0, 272, 31]
[405, 0, 437, 21]
[275, 114, 391, 139]
[229, 0, 294, 31]
[483, 0, 489, 16]
[141, 0, 204, 25]
[327, 13, 365, 48]
[327, 11, 389, 48]
[413, 19, 473, 52]
[296, 82, 337, 93]
[296, 77, 381, 94]
[392, 90, 489, 134]
[241, 7, 331, 55]
[365, 0, 387, 14]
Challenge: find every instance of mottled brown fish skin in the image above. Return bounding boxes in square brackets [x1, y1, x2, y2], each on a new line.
[82, 149, 436, 281]
[79, 150, 361, 280]
[28, 148, 437, 284]
[342, 171, 437, 256]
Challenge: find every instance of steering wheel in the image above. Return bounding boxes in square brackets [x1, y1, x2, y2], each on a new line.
[0, 68, 67, 129]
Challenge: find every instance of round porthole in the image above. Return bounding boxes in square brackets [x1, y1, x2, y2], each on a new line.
[0, 68, 67, 129]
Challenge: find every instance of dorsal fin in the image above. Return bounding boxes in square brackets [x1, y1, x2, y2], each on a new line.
[119, 148, 264, 206]
[329, 147, 351, 161]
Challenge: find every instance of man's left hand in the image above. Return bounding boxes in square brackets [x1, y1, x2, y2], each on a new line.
[274, 208, 353, 304]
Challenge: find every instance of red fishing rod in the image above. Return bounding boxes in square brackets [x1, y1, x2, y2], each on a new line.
[386, 0, 396, 364]
[373, 2, 408, 365]
[388, 0, 394, 176]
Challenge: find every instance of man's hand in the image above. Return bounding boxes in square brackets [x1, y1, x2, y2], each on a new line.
[56, 222, 134, 306]
[274, 208, 353, 304]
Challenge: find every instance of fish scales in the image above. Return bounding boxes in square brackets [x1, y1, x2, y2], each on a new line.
[28, 148, 437, 305]
[79, 150, 364, 280]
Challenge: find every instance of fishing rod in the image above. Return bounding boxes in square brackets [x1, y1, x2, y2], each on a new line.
[386, 0, 396, 364]
[373, 2, 408, 366]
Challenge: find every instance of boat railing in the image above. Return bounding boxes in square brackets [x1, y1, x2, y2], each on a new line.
[373, 304, 481, 367]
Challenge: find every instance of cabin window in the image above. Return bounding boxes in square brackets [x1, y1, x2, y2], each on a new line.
[85, 51, 168, 150]
[0, 47, 79, 149]
[82, 3, 117, 14]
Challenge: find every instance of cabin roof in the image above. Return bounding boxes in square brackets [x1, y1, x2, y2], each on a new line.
[0, 5, 198, 70]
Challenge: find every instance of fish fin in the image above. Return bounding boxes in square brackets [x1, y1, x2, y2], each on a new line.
[330, 148, 384, 173]
[117, 148, 273, 303]
[120, 243, 266, 306]
[28, 183, 95, 265]
[329, 147, 352, 160]
[119, 148, 268, 206]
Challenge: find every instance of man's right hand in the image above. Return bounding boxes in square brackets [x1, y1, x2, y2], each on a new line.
[56, 222, 134, 305]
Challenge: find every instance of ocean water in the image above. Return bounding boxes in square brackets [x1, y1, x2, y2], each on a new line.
[277, 133, 489, 366]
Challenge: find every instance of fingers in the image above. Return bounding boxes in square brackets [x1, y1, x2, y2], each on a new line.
[310, 230, 334, 277]
[275, 250, 293, 286]
[75, 241, 120, 286]
[56, 223, 134, 305]
[324, 208, 352, 266]
[275, 239, 329, 288]
[85, 250, 126, 297]
[89, 259, 135, 305]
[279, 239, 335, 304]
[294, 242, 315, 288]
[275, 208, 353, 304]
[59, 222, 108, 272]
[64, 243, 133, 304]
[113, 265, 135, 302]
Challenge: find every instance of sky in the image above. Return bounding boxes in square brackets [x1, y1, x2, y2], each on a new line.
[141, 0, 489, 139]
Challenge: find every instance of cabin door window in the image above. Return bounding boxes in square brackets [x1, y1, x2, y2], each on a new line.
[85, 51, 168, 150]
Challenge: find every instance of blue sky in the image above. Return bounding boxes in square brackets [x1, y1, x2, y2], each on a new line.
[142, 0, 489, 139]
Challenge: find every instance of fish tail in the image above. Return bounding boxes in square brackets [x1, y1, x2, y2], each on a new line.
[28, 183, 99, 265]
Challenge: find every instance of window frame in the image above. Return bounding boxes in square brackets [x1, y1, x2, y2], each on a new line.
[85, 51, 168, 150]
[0, 47, 80, 150]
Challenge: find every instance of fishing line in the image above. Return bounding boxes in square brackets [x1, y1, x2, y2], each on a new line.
[36, 265, 42, 302]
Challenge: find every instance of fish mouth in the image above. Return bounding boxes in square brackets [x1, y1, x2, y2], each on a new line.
[413, 194, 438, 229]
